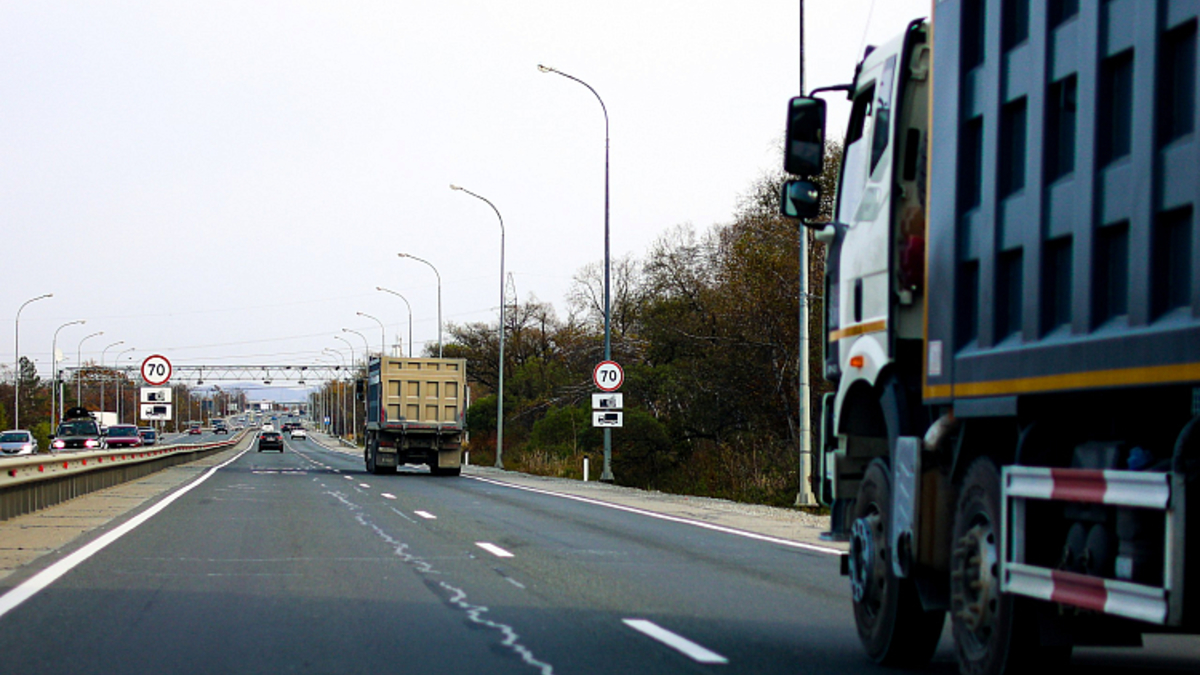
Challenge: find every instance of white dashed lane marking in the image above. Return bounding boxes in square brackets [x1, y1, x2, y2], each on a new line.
[415, 511, 437, 520]
[475, 542, 514, 558]
[622, 619, 729, 664]
[381, 493, 397, 500]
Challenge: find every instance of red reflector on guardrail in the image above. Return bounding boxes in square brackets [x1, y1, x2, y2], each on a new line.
[7, 469, 15, 477]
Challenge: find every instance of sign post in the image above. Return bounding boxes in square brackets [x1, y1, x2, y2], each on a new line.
[140, 356, 173, 421]
[592, 362, 624, 475]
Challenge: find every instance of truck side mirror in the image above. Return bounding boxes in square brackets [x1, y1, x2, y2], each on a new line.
[784, 96, 826, 176]
[780, 179, 822, 221]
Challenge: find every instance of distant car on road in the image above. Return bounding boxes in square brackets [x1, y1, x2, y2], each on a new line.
[188, 423, 202, 435]
[289, 427, 307, 440]
[0, 430, 38, 456]
[138, 427, 158, 446]
[262, 423, 275, 433]
[105, 424, 144, 448]
[257, 431, 284, 452]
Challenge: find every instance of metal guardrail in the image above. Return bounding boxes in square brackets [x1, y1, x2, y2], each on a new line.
[0, 430, 249, 521]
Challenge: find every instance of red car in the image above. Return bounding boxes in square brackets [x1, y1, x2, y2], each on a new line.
[105, 424, 144, 448]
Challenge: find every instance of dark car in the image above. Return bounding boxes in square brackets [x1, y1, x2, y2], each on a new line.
[53, 408, 105, 451]
[105, 424, 144, 448]
[138, 427, 158, 446]
[257, 431, 284, 453]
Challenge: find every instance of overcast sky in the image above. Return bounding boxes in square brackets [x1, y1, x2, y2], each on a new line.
[4, 0, 931, 387]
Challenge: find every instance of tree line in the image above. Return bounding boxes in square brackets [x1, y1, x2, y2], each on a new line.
[449, 143, 841, 506]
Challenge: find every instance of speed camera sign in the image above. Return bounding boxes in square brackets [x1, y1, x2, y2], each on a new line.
[141, 354, 172, 386]
[593, 360, 624, 392]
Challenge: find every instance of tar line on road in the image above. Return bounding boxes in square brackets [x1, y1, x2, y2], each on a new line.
[0, 447, 251, 621]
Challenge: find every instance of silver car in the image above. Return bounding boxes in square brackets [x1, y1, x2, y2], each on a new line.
[0, 430, 39, 456]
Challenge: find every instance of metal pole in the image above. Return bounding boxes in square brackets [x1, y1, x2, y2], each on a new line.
[14, 293, 52, 428]
[100, 340, 124, 418]
[449, 185, 506, 469]
[794, 0, 816, 507]
[341, 329, 368, 443]
[398, 253, 442, 357]
[377, 287, 414, 358]
[333, 338, 356, 443]
[50, 320, 85, 432]
[538, 64, 613, 482]
[76, 331, 103, 408]
[116, 348, 135, 424]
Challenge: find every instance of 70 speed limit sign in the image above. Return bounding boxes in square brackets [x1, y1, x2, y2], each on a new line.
[141, 354, 172, 386]
[593, 360, 624, 392]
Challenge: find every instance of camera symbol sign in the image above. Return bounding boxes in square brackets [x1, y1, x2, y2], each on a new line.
[593, 360, 624, 392]
[141, 355, 172, 386]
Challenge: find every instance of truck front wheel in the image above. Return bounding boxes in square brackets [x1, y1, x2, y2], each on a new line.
[850, 458, 945, 666]
[951, 457, 1070, 675]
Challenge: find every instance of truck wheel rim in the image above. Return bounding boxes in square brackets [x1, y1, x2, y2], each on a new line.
[849, 513, 881, 607]
[953, 517, 1000, 656]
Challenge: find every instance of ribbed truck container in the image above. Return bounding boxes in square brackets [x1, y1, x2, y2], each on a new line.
[780, 2, 1200, 674]
[363, 355, 467, 476]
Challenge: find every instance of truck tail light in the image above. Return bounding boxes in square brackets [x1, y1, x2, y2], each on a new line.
[850, 356, 865, 369]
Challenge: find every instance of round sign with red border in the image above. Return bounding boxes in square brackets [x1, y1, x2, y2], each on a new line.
[141, 354, 172, 386]
[593, 360, 624, 392]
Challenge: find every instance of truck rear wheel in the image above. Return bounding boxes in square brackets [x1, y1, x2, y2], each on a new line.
[951, 457, 1070, 675]
[850, 458, 945, 666]
[366, 434, 393, 475]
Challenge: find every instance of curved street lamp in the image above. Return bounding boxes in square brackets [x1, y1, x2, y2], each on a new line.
[450, 184, 507, 469]
[538, 63, 614, 482]
[377, 287, 414, 358]
[334, 335, 359, 443]
[14, 292, 53, 428]
[397, 253, 442, 357]
[323, 349, 348, 438]
[355, 313, 386, 358]
[76, 331, 104, 405]
[50, 320, 85, 430]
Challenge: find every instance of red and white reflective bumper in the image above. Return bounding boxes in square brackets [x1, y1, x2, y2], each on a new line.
[1002, 466, 1180, 626]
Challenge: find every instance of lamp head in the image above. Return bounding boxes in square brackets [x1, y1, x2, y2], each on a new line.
[537, 64, 553, 73]
[450, 184, 462, 191]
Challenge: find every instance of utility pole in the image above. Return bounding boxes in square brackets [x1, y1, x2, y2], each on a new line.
[796, 0, 817, 507]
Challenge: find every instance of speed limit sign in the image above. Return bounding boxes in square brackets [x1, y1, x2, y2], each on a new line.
[141, 354, 172, 386]
[593, 360, 624, 392]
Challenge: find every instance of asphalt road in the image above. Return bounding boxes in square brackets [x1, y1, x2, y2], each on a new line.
[0, 435, 1196, 674]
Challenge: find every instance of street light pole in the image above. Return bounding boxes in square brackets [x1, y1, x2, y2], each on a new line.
[76, 331, 103, 408]
[323, 349, 347, 437]
[377, 287, 414, 358]
[538, 64, 614, 482]
[356, 312, 386, 358]
[334, 335, 359, 444]
[450, 184, 507, 469]
[50, 320, 85, 432]
[397, 253, 442, 357]
[14, 293, 53, 428]
[100, 340, 124, 418]
[115, 348, 136, 423]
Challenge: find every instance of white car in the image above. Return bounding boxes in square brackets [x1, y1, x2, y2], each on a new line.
[0, 430, 38, 456]
[289, 427, 307, 440]
[262, 423, 275, 432]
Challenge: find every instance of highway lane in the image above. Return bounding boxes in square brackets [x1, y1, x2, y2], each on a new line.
[1, 435, 1197, 674]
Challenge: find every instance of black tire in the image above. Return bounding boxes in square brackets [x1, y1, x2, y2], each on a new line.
[366, 434, 392, 475]
[951, 457, 1071, 675]
[850, 458, 945, 666]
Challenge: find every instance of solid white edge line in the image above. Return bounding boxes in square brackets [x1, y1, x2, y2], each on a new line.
[466, 476, 841, 556]
[0, 446, 252, 620]
[622, 619, 729, 664]
[476, 542, 514, 558]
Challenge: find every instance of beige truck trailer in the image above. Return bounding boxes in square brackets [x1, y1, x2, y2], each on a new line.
[363, 355, 467, 476]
